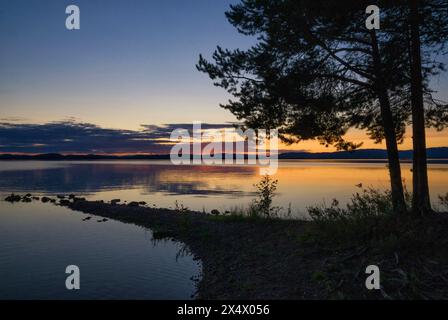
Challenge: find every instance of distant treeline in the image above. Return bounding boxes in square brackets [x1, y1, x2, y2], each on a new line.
[0, 147, 447, 161]
[279, 147, 448, 160]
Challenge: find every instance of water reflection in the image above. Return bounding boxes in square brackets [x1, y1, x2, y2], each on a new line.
[0, 201, 200, 299]
[0, 161, 256, 197]
[0, 160, 447, 216]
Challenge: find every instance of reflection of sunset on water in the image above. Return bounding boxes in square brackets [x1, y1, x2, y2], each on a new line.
[1, 161, 447, 217]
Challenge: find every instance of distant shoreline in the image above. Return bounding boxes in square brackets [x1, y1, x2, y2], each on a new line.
[0, 157, 448, 164]
[1, 147, 448, 162]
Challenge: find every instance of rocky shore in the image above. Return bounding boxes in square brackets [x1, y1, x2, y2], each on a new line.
[3, 193, 329, 299]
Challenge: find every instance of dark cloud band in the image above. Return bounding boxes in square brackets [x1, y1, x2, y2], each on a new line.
[0, 121, 237, 154]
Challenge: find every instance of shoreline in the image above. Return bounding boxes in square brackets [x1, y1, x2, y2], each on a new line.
[5, 194, 448, 299]
[4, 194, 326, 299]
[66, 200, 319, 299]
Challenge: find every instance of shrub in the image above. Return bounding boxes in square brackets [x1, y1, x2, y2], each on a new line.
[174, 200, 189, 213]
[307, 187, 406, 243]
[252, 174, 280, 218]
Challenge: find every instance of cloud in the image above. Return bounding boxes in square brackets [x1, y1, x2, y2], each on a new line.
[0, 120, 238, 154]
[140, 122, 239, 138]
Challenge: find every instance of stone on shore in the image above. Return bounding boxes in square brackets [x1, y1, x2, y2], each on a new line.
[59, 199, 71, 206]
[111, 199, 121, 205]
[41, 196, 51, 203]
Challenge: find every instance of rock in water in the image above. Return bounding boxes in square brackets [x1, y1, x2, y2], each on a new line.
[128, 201, 139, 207]
[111, 199, 121, 205]
[59, 199, 70, 206]
[5, 194, 21, 202]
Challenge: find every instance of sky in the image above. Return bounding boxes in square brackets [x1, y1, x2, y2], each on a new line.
[0, 0, 447, 154]
[0, 0, 249, 127]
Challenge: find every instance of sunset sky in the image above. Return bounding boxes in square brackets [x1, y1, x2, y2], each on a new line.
[1, 0, 447, 154]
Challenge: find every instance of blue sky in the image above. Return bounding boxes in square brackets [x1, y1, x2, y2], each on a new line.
[0, 0, 252, 129]
[0, 0, 446, 153]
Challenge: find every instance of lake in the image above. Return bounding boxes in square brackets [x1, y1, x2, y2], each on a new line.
[1, 160, 447, 299]
[0, 163, 202, 299]
[1, 160, 447, 215]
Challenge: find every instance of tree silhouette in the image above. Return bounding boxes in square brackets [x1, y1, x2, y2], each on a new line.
[368, 0, 448, 214]
[197, 0, 448, 214]
[198, 0, 408, 213]
[405, 0, 448, 215]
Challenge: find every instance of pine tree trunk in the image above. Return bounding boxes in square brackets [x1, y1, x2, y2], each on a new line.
[377, 91, 408, 214]
[409, 0, 432, 215]
[370, 30, 407, 214]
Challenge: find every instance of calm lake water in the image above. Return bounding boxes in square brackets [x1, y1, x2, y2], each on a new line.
[0, 160, 447, 215]
[0, 193, 200, 299]
[1, 160, 447, 299]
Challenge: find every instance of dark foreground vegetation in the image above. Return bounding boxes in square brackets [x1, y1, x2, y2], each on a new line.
[5, 190, 448, 299]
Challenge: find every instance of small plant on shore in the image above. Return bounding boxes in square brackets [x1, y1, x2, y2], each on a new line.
[252, 174, 279, 218]
[174, 200, 189, 213]
[439, 193, 448, 210]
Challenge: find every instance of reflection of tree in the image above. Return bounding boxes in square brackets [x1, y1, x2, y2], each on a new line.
[0, 163, 257, 197]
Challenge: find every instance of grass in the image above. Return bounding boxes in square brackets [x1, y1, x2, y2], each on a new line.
[305, 186, 448, 250]
[302, 187, 448, 299]
[206, 175, 295, 221]
[306, 187, 413, 244]
[208, 204, 265, 221]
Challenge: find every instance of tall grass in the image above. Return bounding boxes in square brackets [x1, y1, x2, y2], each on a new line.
[307, 187, 413, 243]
